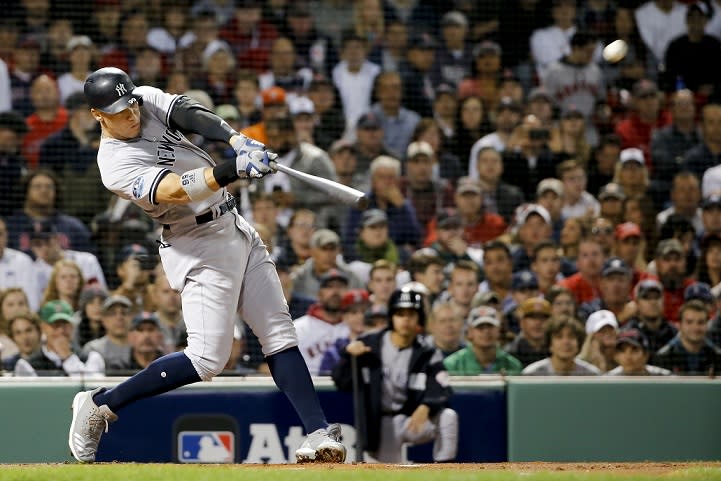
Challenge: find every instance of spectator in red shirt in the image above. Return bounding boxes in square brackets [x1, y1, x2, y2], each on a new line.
[424, 176, 506, 248]
[22, 75, 68, 169]
[99, 10, 150, 75]
[220, 0, 278, 72]
[559, 236, 605, 305]
[614, 222, 647, 285]
[654, 238, 696, 324]
[615, 79, 672, 170]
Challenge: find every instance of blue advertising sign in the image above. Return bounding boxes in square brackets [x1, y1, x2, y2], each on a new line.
[96, 388, 505, 463]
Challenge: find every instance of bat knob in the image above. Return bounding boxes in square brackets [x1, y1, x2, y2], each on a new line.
[356, 196, 370, 210]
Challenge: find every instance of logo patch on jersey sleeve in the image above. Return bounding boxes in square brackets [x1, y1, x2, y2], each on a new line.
[132, 176, 145, 199]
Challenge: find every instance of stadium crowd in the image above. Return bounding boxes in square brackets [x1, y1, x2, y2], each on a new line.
[2, 0, 721, 379]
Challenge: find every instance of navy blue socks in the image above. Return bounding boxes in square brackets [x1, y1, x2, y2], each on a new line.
[93, 352, 202, 412]
[267, 346, 328, 433]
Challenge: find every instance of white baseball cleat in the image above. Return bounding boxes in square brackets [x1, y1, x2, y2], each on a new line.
[68, 387, 118, 463]
[295, 423, 347, 463]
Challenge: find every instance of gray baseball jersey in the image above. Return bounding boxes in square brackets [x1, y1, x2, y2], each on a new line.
[96, 86, 297, 380]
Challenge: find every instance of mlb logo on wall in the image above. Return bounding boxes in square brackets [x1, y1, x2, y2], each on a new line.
[178, 431, 235, 463]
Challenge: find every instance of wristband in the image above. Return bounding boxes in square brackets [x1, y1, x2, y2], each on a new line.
[213, 160, 240, 187]
[180, 168, 215, 201]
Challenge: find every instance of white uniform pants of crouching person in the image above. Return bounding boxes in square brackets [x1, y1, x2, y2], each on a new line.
[371, 408, 458, 463]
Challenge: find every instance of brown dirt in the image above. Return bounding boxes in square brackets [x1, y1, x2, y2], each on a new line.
[234, 462, 721, 474]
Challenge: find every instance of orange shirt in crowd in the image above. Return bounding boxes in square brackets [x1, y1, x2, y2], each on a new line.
[241, 122, 268, 146]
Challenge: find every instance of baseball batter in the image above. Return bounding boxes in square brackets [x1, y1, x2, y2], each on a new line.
[68, 67, 345, 464]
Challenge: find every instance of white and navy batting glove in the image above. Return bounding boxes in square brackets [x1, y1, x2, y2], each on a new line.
[231, 136, 278, 179]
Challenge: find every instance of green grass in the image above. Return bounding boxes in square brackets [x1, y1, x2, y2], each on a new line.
[1, 465, 721, 481]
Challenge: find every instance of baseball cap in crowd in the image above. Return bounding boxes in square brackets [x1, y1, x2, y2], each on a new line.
[309, 74, 333, 90]
[655, 238, 684, 258]
[701, 194, 721, 210]
[517, 204, 551, 226]
[602, 257, 631, 277]
[364, 305, 389, 326]
[66, 35, 93, 52]
[329, 138, 354, 155]
[361, 209, 388, 228]
[261, 86, 287, 106]
[17, 37, 41, 50]
[615, 222, 642, 240]
[598, 182, 626, 201]
[29, 221, 57, 240]
[619, 147, 645, 166]
[518, 298, 551, 318]
[561, 106, 584, 119]
[435, 83, 456, 98]
[472, 40, 502, 58]
[701, 233, 721, 249]
[407, 141, 434, 159]
[467, 306, 500, 328]
[436, 209, 463, 229]
[632, 79, 659, 98]
[528, 87, 553, 104]
[131, 311, 161, 330]
[319, 268, 349, 287]
[408, 32, 437, 50]
[635, 279, 663, 299]
[215, 104, 240, 121]
[570, 30, 596, 48]
[441, 11, 468, 29]
[712, 283, 721, 300]
[341, 289, 370, 310]
[496, 96, 522, 113]
[585, 309, 618, 335]
[118, 243, 150, 264]
[472, 290, 501, 308]
[39, 300, 74, 324]
[79, 285, 108, 308]
[289, 96, 315, 116]
[537, 178, 564, 197]
[310, 229, 340, 249]
[684, 282, 714, 303]
[202, 39, 233, 65]
[102, 295, 132, 313]
[688, 1, 711, 18]
[356, 112, 381, 130]
[615, 329, 650, 351]
[512, 270, 539, 291]
[65, 92, 90, 112]
[0, 111, 28, 136]
[456, 176, 482, 195]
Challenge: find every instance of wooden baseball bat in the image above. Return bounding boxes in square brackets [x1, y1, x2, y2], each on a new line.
[269, 161, 369, 210]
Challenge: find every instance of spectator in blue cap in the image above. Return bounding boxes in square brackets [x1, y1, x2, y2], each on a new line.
[701, 195, 721, 238]
[127, 312, 164, 371]
[578, 257, 633, 324]
[683, 282, 714, 313]
[607, 329, 671, 376]
[625, 279, 677, 353]
[504, 270, 539, 335]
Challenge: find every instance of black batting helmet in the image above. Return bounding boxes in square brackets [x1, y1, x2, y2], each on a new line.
[388, 287, 426, 327]
[84, 67, 142, 114]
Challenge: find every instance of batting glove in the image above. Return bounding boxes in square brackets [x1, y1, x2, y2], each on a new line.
[231, 136, 278, 179]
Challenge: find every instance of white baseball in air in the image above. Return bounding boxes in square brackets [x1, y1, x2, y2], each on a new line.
[603, 39, 628, 63]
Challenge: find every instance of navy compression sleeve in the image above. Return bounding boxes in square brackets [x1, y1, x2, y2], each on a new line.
[168, 96, 238, 142]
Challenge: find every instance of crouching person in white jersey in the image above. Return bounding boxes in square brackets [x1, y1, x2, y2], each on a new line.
[68, 67, 345, 464]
